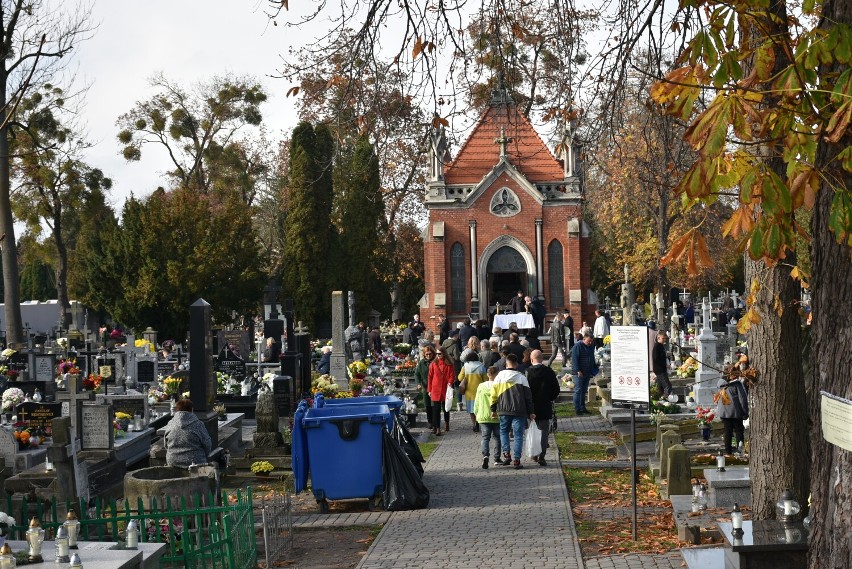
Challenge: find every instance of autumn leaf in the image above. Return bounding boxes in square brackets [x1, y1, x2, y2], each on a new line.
[412, 36, 424, 59]
[286, 86, 300, 98]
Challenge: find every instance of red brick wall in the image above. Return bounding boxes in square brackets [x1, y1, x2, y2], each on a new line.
[423, 173, 593, 334]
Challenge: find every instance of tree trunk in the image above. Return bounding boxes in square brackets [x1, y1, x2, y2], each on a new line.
[54, 210, 70, 329]
[0, 78, 23, 345]
[808, 1, 852, 565]
[744, 257, 809, 517]
[739, 0, 810, 519]
[390, 281, 403, 322]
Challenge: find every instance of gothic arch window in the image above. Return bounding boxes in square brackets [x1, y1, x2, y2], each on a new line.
[548, 239, 564, 310]
[450, 242, 466, 313]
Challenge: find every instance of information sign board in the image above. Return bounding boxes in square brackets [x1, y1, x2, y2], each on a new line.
[610, 326, 650, 410]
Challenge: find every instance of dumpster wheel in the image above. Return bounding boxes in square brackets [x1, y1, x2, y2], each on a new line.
[367, 494, 384, 512]
[317, 499, 329, 514]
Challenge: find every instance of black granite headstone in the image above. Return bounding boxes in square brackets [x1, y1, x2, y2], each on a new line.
[189, 299, 214, 412]
[17, 401, 62, 432]
[136, 360, 156, 384]
[272, 376, 292, 416]
[214, 346, 247, 382]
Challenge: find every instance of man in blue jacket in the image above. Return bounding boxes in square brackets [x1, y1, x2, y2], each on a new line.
[570, 332, 598, 415]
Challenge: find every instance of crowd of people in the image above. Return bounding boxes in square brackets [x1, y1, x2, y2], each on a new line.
[411, 312, 564, 470]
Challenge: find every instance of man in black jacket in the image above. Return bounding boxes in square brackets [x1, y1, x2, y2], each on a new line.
[509, 290, 525, 314]
[526, 350, 561, 466]
[651, 331, 672, 398]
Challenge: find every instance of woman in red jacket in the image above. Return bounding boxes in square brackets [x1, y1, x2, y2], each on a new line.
[427, 347, 456, 435]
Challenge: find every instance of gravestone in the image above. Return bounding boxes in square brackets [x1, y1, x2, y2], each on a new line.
[253, 390, 283, 448]
[135, 356, 157, 387]
[0, 429, 17, 472]
[666, 444, 693, 496]
[33, 354, 56, 382]
[215, 346, 247, 382]
[695, 297, 720, 406]
[16, 401, 62, 433]
[79, 403, 114, 450]
[656, 423, 678, 457]
[218, 330, 251, 361]
[271, 375, 292, 417]
[189, 298, 218, 447]
[659, 430, 681, 480]
[56, 373, 95, 439]
[705, 466, 751, 508]
[330, 291, 349, 388]
[98, 394, 147, 424]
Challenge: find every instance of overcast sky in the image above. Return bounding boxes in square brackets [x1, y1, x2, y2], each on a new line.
[73, 0, 303, 209]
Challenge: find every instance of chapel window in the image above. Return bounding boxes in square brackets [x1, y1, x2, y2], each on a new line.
[450, 242, 466, 312]
[548, 239, 565, 310]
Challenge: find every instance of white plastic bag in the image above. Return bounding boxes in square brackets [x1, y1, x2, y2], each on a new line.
[444, 386, 455, 413]
[524, 420, 543, 458]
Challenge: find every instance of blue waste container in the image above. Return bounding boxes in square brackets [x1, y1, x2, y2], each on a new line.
[302, 404, 391, 512]
[320, 395, 403, 430]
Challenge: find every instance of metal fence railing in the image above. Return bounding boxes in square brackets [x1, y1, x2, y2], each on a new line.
[259, 492, 293, 567]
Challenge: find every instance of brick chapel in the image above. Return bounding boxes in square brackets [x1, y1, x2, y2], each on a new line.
[420, 86, 594, 331]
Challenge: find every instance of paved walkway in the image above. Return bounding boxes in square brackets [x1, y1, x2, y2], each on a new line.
[347, 408, 685, 569]
[357, 420, 583, 569]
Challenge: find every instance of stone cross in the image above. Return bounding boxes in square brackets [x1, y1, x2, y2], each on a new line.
[55, 373, 95, 442]
[702, 296, 713, 335]
[494, 127, 513, 158]
[294, 321, 310, 336]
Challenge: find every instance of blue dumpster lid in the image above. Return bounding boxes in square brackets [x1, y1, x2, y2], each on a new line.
[302, 404, 392, 427]
[321, 395, 403, 410]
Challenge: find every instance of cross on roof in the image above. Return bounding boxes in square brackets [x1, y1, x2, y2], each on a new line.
[494, 127, 513, 158]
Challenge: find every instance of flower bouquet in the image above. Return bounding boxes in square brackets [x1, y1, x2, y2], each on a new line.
[348, 361, 368, 380]
[162, 376, 183, 399]
[676, 357, 699, 378]
[0, 510, 11, 539]
[1, 387, 24, 412]
[0, 348, 16, 360]
[311, 374, 340, 398]
[349, 377, 365, 396]
[3, 369, 18, 381]
[696, 406, 716, 427]
[251, 460, 275, 476]
[393, 343, 413, 358]
[148, 387, 168, 404]
[83, 373, 103, 392]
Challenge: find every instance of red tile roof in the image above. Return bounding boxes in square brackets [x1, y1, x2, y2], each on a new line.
[444, 103, 564, 185]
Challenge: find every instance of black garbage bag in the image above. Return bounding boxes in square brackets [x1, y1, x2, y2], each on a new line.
[382, 430, 429, 511]
[392, 415, 425, 477]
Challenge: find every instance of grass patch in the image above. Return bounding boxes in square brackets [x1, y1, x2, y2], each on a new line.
[554, 399, 602, 419]
[555, 432, 613, 461]
[419, 440, 439, 461]
[562, 467, 632, 502]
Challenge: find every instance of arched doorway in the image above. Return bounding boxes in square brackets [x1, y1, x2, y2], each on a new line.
[487, 246, 527, 308]
[476, 235, 537, 322]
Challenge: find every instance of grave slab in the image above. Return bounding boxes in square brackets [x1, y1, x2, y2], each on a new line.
[704, 466, 751, 508]
[5, 540, 166, 569]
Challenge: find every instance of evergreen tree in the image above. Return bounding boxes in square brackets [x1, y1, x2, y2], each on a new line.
[282, 122, 334, 331]
[333, 136, 386, 321]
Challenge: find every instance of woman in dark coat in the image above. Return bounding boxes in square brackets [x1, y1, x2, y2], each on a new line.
[715, 378, 749, 454]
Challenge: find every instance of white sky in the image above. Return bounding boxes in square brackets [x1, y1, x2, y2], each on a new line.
[73, 0, 304, 209]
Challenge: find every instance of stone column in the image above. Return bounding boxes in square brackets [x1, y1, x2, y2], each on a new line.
[657, 291, 666, 329]
[469, 220, 479, 315]
[330, 292, 349, 388]
[694, 297, 720, 407]
[535, 219, 544, 299]
[189, 298, 218, 446]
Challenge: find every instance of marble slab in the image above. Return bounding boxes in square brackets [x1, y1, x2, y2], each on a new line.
[4, 540, 166, 569]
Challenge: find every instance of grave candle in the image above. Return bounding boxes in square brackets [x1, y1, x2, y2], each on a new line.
[731, 503, 744, 537]
[55, 525, 70, 563]
[0, 543, 13, 569]
[65, 510, 80, 549]
[716, 450, 726, 472]
[69, 552, 83, 568]
[126, 519, 139, 549]
[26, 517, 45, 562]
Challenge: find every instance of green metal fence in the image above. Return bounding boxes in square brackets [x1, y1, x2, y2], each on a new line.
[4, 489, 256, 569]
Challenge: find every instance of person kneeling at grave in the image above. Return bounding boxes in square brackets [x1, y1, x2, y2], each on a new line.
[164, 398, 212, 468]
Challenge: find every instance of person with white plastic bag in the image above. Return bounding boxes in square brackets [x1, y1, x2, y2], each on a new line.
[428, 347, 455, 435]
[524, 420, 543, 459]
[490, 353, 536, 469]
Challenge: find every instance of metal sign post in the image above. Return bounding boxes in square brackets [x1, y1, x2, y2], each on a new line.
[610, 326, 651, 541]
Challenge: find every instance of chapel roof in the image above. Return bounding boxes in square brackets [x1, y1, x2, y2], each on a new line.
[444, 102, 564, 185]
